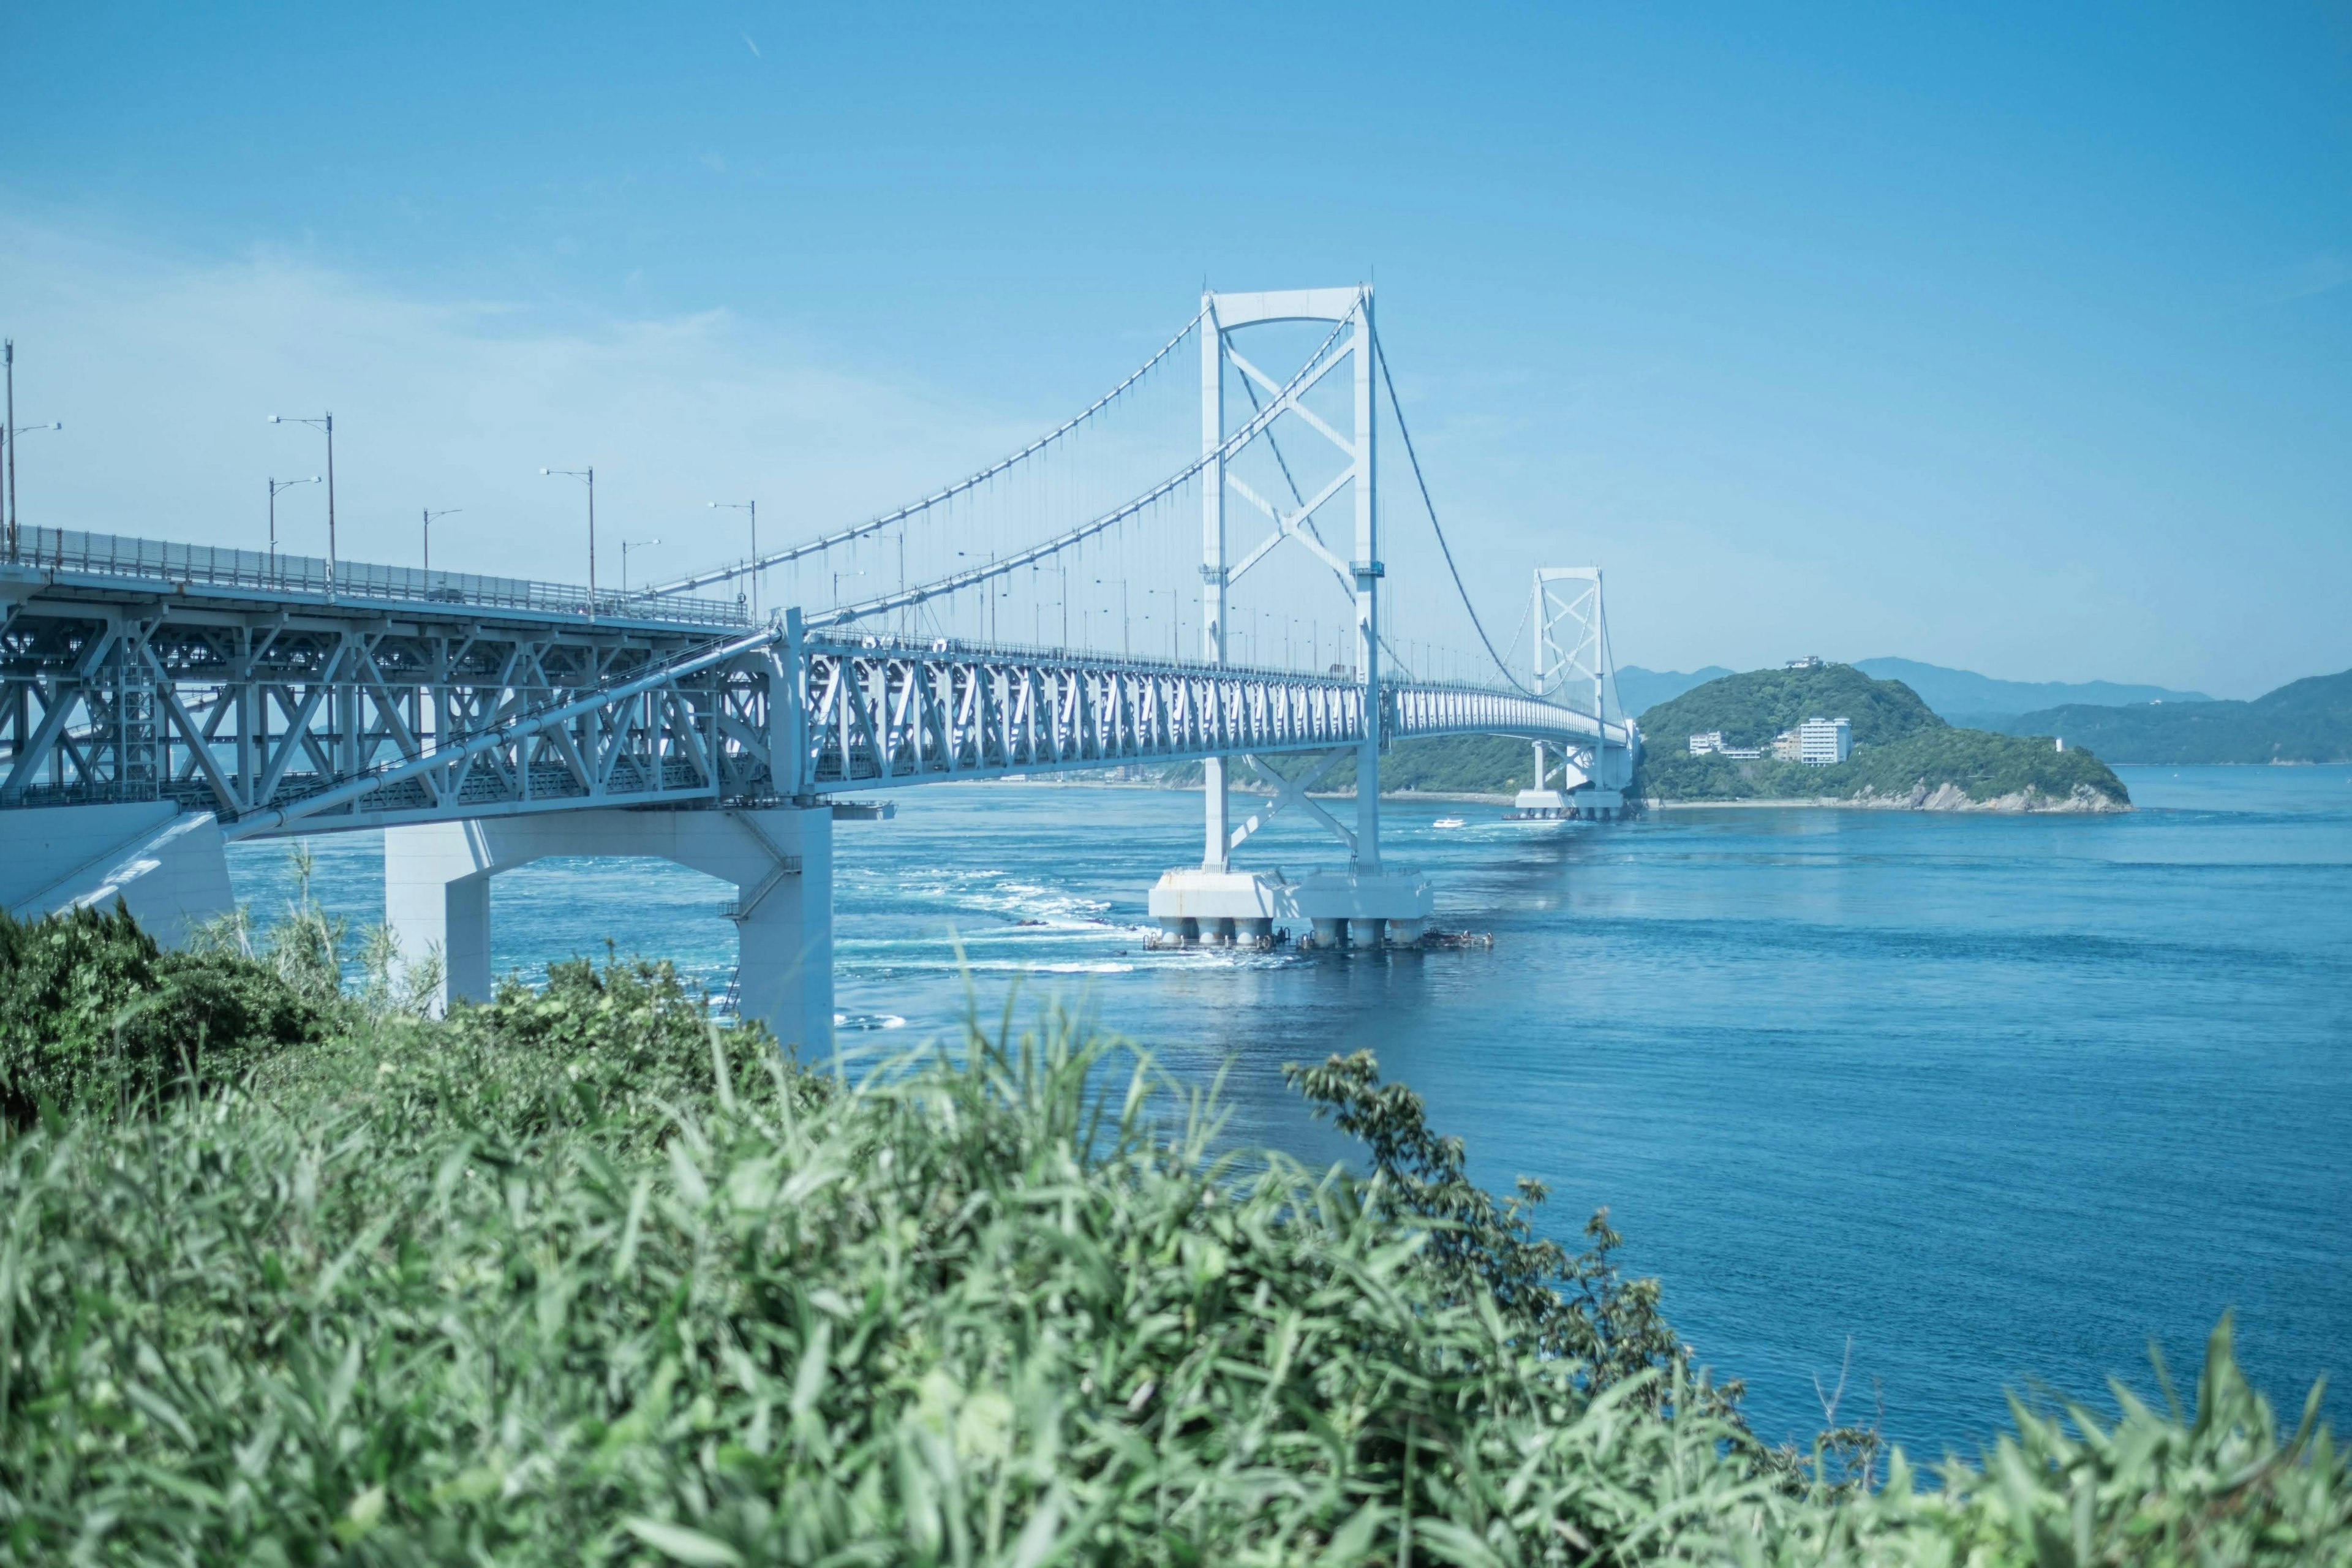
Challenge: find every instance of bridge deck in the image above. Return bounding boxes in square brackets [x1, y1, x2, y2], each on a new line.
[2, 532, 1636, 839]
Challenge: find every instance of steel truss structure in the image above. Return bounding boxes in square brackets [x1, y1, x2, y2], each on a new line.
[2, 557, 1632, 842]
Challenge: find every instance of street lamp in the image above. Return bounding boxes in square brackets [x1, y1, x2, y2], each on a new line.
[540, 466, 596, 620]
[421, 508, 461, 575]
[707, 500, 758, 617]
[268, 413, 336, 594]
[268, 476, 321, 575]
[4, 339, 64, 563]
[620, 537, 660, 594]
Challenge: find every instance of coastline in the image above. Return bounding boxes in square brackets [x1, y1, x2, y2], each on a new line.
[1644, 783, 2129, 814]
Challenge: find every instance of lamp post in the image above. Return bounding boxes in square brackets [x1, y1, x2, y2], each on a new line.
[540, 466, 596, 620]
[421, 508, 461, 578]
[4, 342, 64, 564]
[268, 476, 321, 578]
[1148, 587, 1177, 658]
[268, 412, 336, 595]
[707, 500, 757, 617]
[620, 537, 660, 594]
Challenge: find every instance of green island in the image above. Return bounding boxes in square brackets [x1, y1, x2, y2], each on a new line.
[1159, 666, 2135, 810]
[5, 888, 2345, 1564]
[1632, 663, 2132, 811]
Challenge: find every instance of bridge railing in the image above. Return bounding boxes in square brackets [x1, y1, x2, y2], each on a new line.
[4, 525, 751, 629]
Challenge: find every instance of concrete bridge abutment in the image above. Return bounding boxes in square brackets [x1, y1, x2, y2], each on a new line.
[1, 801, 236, 944]
[384, 805, 833, 1052]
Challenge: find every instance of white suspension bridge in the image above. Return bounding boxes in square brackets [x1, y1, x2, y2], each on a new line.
[1, 287, 1637, 1045]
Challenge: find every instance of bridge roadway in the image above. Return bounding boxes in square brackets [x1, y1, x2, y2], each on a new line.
[1, 525, 1638, 1044]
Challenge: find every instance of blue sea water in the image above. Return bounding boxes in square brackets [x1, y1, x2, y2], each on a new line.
[229, 764, 2352, 1461]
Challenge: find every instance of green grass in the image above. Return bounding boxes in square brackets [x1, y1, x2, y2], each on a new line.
[1, 905, 2342, 1563]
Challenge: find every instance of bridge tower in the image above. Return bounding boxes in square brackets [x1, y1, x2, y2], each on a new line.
[1514, 567, 1631, 820]
[1150, 285, 1433, 949]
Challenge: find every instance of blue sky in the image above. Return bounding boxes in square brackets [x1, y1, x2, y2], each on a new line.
[4, 2, 2346, 695]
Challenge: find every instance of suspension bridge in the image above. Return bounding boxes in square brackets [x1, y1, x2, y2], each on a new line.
[1, 287, 1637, 1046]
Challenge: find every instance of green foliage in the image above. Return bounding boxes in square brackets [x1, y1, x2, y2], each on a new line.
[1286, 1050, 1739, 1418]
[3, 956, 2344, 1564]
[2003, 667, 2352, 763]
[1633, 666, 2132, 807]
[0, 901, 323, 1126]
[1643, 728, 2132, 807]
[1637, 663, 1944, 753]
[1160, 736, 1542, 799]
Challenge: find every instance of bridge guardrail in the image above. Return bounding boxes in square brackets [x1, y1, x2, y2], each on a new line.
[4, 525, 752, 629]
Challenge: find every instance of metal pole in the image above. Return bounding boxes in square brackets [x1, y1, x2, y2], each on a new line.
[748, 499, 758, 619]
[586, 466, 597, 621]
[1351, 290, 1381, 872]
[323, 411, 336, 599]
[1199, 293, 1229, 871]
[422, 507, 429, 573]
[4, 339, 15, 562]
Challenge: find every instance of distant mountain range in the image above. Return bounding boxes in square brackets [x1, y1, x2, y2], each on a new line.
[1618, 658, 2210, 727]
[1997, 669, 2352, 764]
[1851, 658, 2211, 725]
[1615, 666, 1736, 717]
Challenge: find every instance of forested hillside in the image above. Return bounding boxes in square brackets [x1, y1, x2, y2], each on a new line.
[2001, 668, 2352, 763]
[1633, 664, 2130, 809]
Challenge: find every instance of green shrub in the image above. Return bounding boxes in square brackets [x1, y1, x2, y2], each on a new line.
[0, 901, 323, 1125]
[2, 987, 2343, 1565]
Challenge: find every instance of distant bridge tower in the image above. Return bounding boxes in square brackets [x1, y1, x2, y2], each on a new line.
[1515, 567, 1632, 819]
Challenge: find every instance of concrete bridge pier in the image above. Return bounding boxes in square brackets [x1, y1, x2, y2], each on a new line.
[384, 805, 832, 1051]
[0, 800, 236, 944]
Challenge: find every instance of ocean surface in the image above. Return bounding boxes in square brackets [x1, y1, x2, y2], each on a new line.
[227, 764, 2352, 1461]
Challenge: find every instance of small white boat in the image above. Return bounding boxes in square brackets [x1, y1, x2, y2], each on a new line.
[1432, 816, 1468, 829]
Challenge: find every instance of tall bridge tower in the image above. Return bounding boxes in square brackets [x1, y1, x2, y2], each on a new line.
[1148, 285, 1432, 949]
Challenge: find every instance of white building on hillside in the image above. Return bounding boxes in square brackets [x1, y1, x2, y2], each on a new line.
[1689, 731, 1724, 755]
[1798, 716, 1852, 765]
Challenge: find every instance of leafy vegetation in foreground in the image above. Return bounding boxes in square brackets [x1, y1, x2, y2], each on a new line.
[1633, 664, 2132, 807]
[0, 902, 325, 1127]
[2, 912, 2343, 1562]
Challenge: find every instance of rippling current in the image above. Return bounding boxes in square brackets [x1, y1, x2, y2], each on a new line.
[228, 764, 2352, 1459]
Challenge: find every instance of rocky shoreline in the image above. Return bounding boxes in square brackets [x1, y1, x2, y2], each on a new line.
[1648, 780, 2129, 813]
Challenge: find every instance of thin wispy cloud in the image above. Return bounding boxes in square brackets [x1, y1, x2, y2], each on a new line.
[0, 212, 1031, 584]
[2263, 253, 2349, 304]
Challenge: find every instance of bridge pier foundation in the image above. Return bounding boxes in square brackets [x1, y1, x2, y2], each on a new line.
[0, 801, 235, 945]
[383, 805, 832, 1050]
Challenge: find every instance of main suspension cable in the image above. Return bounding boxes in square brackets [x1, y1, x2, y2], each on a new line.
[1373, 330, 1542, 701]
[646, 305, 1208, 598]
[815, 314, 1354, 628]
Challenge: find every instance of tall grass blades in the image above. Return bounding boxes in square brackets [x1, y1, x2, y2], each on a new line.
[0, 933, 2344, 1563]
